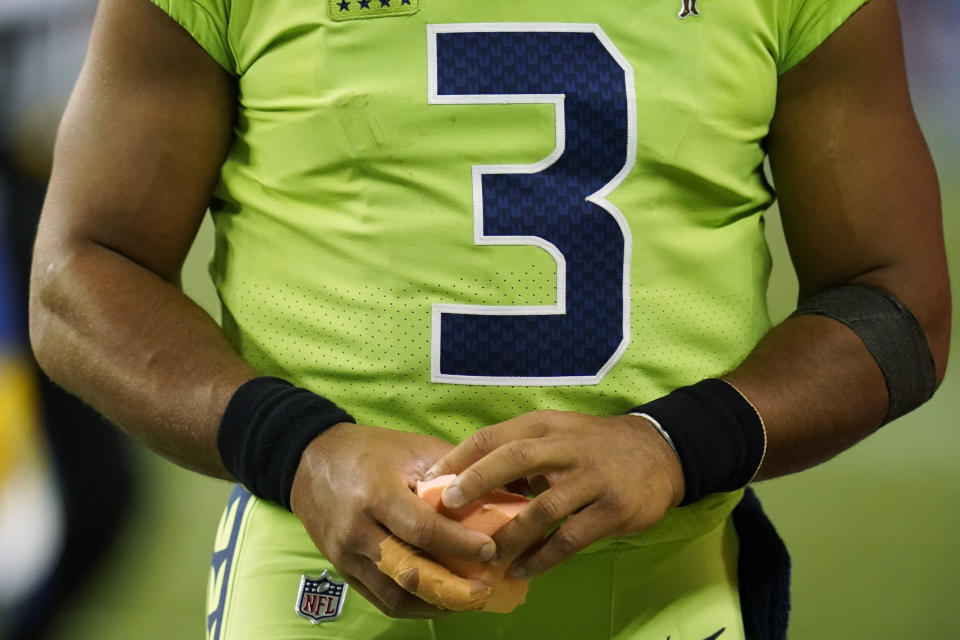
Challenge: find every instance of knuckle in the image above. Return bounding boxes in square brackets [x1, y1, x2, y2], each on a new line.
[338, 520, 365, 548]
[503, 440, 533, 467]
[595, 501, 629, 535]
[379, 604, 402, 618]
[384, 589, 407, 617]
[530, 493, 565, 525]
[529, 409, 575, 435]
[550, 528, 583, 557]
[470, 427, 497, 454]
[458, 467, 488, 495]
[336, 522, 370, 556]
[325, 549, 346, 569]
[398, 568, 420, 592]
[317, 528, 345, 559]
[599, 490, 628, 516]
[532, 408, 562, 423]
[355, 489, 378, 514]
[327, 533, 350, 558]
[407, 514, 437, 548]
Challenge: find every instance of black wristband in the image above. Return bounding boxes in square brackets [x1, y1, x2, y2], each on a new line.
[628, 379, 765, 506]
[217, 377, 355, 511]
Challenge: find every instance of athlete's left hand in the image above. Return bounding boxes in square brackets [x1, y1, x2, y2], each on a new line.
[423, 411, 685, 579]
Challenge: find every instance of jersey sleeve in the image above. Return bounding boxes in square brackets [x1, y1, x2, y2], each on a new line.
[778, 0, 872, 74]
[148, 0, 236, 75]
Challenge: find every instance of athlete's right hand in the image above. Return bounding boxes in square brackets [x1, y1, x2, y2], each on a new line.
[290, 422, 497, 618]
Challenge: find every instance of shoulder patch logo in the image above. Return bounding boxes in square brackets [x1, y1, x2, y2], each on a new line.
[678, 0, 700, 19]
[328, 0, 421, 22]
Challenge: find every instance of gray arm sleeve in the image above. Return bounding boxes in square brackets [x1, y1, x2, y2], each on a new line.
[790, 284, 937, 423]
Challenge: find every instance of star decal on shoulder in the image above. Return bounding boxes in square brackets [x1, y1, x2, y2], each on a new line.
[329, 0, 418, 20]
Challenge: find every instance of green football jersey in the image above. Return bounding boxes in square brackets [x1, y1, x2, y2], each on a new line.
[154, 0, 868, 543]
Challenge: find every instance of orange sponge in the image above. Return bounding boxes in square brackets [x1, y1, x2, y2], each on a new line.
[375, 474, 531, 613]
[415, 474, 530, 613]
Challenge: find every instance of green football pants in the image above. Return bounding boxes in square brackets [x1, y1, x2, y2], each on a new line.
[207, 485, 744, 640]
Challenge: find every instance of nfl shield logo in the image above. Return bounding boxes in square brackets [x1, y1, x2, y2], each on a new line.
[295, 571, 348, 623]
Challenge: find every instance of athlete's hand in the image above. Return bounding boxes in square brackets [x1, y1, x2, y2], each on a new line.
[290, 423, 496, 618]
[424, 411, 685, 579]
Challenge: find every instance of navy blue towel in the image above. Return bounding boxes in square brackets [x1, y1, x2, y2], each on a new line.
[733, 487, 792, 639]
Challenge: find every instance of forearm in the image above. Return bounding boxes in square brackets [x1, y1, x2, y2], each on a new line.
[722, 284, 949, 481]
[30, 237, 257, 479]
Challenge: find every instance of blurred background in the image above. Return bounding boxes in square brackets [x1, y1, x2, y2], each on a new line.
[0, 1, 956, 637]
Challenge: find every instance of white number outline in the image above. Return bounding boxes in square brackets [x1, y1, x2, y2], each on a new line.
[427, 23, 637, 386]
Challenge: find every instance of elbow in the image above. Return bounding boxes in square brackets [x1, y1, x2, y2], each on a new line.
[28, 244, 77, 384]
[887, 269, 951, 392]
[29, 300, 57, 383]
[905, 260, 953, 390]
[850, 263, 951, 393]
[925, 283, 951, 389]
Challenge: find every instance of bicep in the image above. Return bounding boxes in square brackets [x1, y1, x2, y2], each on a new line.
[767, 0, 949, 374]
[37, 0, 235, 282]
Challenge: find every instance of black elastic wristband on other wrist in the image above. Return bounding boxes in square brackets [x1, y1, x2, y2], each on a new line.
[628, 379, 765, 506]
[217, 377, 355, 511]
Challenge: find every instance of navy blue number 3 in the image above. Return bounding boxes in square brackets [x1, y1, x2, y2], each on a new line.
[429, 25, 636, 386]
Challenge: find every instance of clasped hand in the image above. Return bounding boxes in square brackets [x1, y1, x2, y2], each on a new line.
[289, 412, 684, 618]
[424, 410, 685, 580]
[290, 423, 496, 618]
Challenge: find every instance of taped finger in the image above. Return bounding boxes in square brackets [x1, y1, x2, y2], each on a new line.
[376, 535, 491, 612]
[340, 560, 445, 619]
